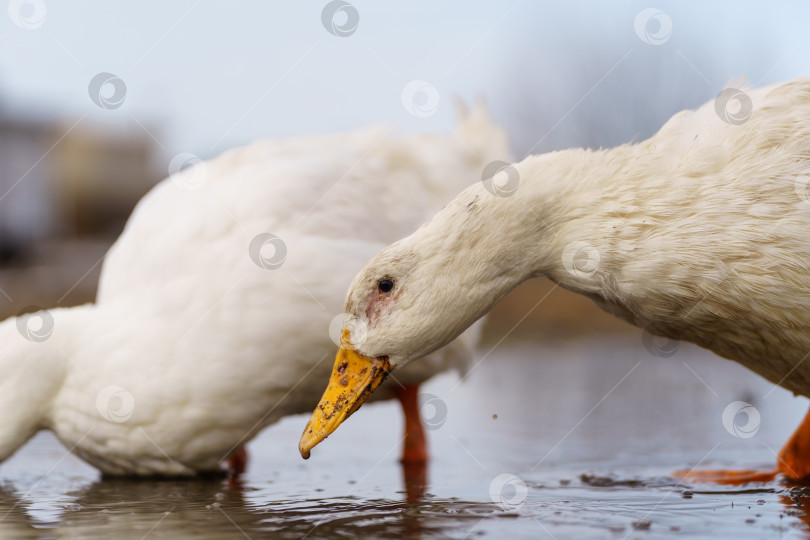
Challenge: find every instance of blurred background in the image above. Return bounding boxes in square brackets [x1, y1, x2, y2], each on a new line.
[4, 3, 810, 536]
[1, 0, 809, 337]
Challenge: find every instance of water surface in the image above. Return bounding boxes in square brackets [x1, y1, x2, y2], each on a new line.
[1, 337, 808, 538]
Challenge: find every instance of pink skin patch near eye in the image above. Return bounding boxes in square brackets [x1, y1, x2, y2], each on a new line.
[365, 288, 399, 328]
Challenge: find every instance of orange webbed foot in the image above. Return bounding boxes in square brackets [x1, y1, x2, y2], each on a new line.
[672, 467, 779, 486]
[674, 405, 810, 486]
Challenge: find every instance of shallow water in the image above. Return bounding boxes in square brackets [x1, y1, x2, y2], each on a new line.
[1, 337, 809, 539]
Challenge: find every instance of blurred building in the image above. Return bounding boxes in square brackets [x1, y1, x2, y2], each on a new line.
[0, 108, 159, 264]
[0, 112, 55, 262]
[0, 103, 161, 319]
[52, 124, 157, 237]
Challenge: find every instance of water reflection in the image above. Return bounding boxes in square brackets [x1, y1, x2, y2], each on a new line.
[1, 472, 809, 539]
[1, 340, 810, 538]
[0, 484, 38, 539]
[401, 462, 428, 503]
[0, 471, 505, 539]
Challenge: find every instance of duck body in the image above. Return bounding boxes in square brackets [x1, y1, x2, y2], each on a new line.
[401, 77, 810, 395]
[530, 77, 810, 397]
[302, 78, 810, 474]
[0, 108, 510, 475]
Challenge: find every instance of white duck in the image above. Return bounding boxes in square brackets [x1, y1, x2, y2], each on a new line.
[0, 103, 511, 476]
[301, 78, 810, 483]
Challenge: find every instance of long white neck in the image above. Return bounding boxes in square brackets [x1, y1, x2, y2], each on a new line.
[450, 148, 626, 293]
[382, 83, 810, 391]
[423, 145, 665, 335]
[455, 141, 785, 353]
[513, 148, 630, 294]
[388, 148, 628, 362]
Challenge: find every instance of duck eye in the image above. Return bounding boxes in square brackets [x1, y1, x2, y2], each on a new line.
[378, 279, 394, 294]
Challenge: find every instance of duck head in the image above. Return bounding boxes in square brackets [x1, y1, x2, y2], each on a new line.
[298, 185, 531, 458]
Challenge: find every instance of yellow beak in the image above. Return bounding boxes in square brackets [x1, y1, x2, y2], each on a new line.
[299, 331, 392, 459]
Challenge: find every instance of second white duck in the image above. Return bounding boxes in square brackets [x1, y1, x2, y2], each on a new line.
[0, 104, 510, 475]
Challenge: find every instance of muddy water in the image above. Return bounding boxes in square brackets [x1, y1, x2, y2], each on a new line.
[1, 337, 809, 539]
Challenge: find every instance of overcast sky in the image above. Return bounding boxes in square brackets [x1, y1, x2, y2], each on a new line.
[1, 1, 809, 167]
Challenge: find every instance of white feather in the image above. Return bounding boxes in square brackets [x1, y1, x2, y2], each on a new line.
[346, 78, 810, 401]
[0, 106, 511, 475]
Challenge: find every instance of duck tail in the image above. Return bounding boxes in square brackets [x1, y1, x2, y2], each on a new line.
[452, 95, 514, 165]
[0, 308, 66, 462]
